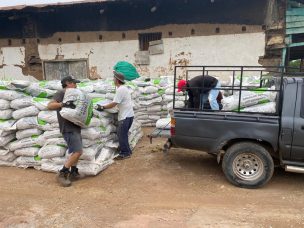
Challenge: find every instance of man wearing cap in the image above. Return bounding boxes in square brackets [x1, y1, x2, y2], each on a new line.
[97, 72, 134, 160]
[177, 75, 221, 110]
[47, 76, 83, 187]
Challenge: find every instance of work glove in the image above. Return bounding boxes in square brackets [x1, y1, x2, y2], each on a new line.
[96, 104, 105, 111]
[62, 101, 76, 109]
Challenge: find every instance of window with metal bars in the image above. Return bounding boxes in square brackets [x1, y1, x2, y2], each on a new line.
[138, 32, 162, 51]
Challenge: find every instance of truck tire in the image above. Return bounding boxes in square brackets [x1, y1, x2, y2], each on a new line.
[222, 142, 274, 189]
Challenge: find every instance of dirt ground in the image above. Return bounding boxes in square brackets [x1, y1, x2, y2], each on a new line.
[1, 128, 304, 228]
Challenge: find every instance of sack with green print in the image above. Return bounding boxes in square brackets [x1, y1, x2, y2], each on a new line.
[14, 147, 40, 157]
[60, 88, 93, 127]
[38, 144, 66, 159]
[222, 88, 277, 111]
[31, 97, 51, 111]
[16, 128, 42, 140]
[25, 82, 56, 98]
[8, 136, 40, 151]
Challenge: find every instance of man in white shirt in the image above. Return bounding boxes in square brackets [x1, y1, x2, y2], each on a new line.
[97, 72, 134, 160]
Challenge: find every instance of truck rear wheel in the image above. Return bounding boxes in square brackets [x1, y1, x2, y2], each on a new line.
[222, 142, 274, 188]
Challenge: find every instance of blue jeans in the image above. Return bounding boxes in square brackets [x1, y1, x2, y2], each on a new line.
[117, 117, 134, 156]
[200, 81, 221, 110]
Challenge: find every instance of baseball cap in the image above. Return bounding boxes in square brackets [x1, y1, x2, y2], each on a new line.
[177, 79, 187, 92]
[61, 75, 80, 87]
[113, 71, 125, 84]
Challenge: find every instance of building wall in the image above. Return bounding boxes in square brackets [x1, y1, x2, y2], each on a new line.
[0, 24, 265, 80]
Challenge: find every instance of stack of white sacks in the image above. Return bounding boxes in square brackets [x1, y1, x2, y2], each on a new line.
[0, 79, 143, 176]
[221, 75, 277, 113]
[154, 75, 278, 131]
[133, 76, 185, 127]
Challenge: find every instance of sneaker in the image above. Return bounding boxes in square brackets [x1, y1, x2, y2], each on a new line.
[115, 154, 131, 160]
[69, 168, 85, 181]
[56, 171, 72, 187]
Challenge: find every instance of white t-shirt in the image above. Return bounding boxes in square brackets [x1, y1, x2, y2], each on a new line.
[113, 85, 134, 121]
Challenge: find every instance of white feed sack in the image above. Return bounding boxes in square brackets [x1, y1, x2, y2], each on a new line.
[0, 149, 16, 162]
[222, 89, 277, 111]
[167, 101, 185, 110]
[93, 80, 115, 94]
[77, 81, 94, 93]
[16, 117, 39, 130]
[139, 93, 161, 101]
[139, 86, 159, 94]
[25, 83, 56, 98]
[12, 106, 40, 120]
[139, 96, 162, 106]
[242, 102, 276, 113]
[38, 145, 66, 159]
[14, 147, 40, 157]
[0, 133, 15, 147]
[31, 98, 51, 111]
[8, 137, 40, 151]
[156, 118, 171, 129]
[60, 88, 93, 127]
[44, 80, 62, 91]
[7, 80, 31, 90]
[38, 111, 58, 124]
[15, 156, 41, 168]
[10, 97, 32, 109]
[41, 129, 62, 140]
[0, 119, 16, 131]
[16, 128, 42, 140]
[76, 159, 114, 176]
[0, 89, 26, 100]
[80, 144, 103, 161]
[96, 147, 116, 163]
[0, 99, 11, 110]
[39, 137, 66, 148]
[0, 109, 13, 120]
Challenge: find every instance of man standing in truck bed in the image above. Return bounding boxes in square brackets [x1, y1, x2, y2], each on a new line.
[178, 75, 221, 110]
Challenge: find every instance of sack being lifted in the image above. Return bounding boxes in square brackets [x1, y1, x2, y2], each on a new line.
[113, 61, 140, 81]
[60, 88, 93, 127]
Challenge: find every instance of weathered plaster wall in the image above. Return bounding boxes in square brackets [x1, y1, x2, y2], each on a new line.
[0, 23, 265, 80]
[0, 47, 37, 81]
[38, 32, 265, 79]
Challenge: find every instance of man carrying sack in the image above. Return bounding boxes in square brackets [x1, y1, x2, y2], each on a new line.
[47, 76, 84, 187]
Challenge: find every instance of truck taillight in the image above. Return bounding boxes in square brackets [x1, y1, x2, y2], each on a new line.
[170, 118, 176, 136]
[171, 118, 176, 127]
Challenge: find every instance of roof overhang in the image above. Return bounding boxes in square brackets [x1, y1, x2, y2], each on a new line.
[0, 0, 113, 11]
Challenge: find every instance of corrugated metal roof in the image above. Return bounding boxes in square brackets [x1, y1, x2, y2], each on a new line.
[0, 0, 113, 11]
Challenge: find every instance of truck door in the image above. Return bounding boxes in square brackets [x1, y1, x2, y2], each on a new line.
[291, 81, 304, 161]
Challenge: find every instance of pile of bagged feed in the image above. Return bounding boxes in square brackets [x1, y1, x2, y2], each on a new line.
[133, 76, 185, 127]
[0, 79, 143, 175]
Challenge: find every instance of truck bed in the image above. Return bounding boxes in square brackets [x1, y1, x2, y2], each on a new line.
[171, 111, 280, 154]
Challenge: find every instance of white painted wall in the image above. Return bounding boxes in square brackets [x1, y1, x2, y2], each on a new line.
[0, 32, 265, 80]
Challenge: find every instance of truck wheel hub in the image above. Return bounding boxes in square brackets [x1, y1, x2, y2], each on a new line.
[233, 153, 264, 181]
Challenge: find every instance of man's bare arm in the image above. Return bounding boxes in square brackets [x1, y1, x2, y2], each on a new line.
[47, 100, 63, 110]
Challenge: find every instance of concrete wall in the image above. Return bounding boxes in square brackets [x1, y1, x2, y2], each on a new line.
[0, 30, 265, 80]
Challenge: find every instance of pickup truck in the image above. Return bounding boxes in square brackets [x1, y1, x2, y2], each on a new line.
[168, 66, 304, 188]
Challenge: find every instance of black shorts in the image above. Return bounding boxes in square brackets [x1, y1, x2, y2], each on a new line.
[63, 132, 83, 154]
